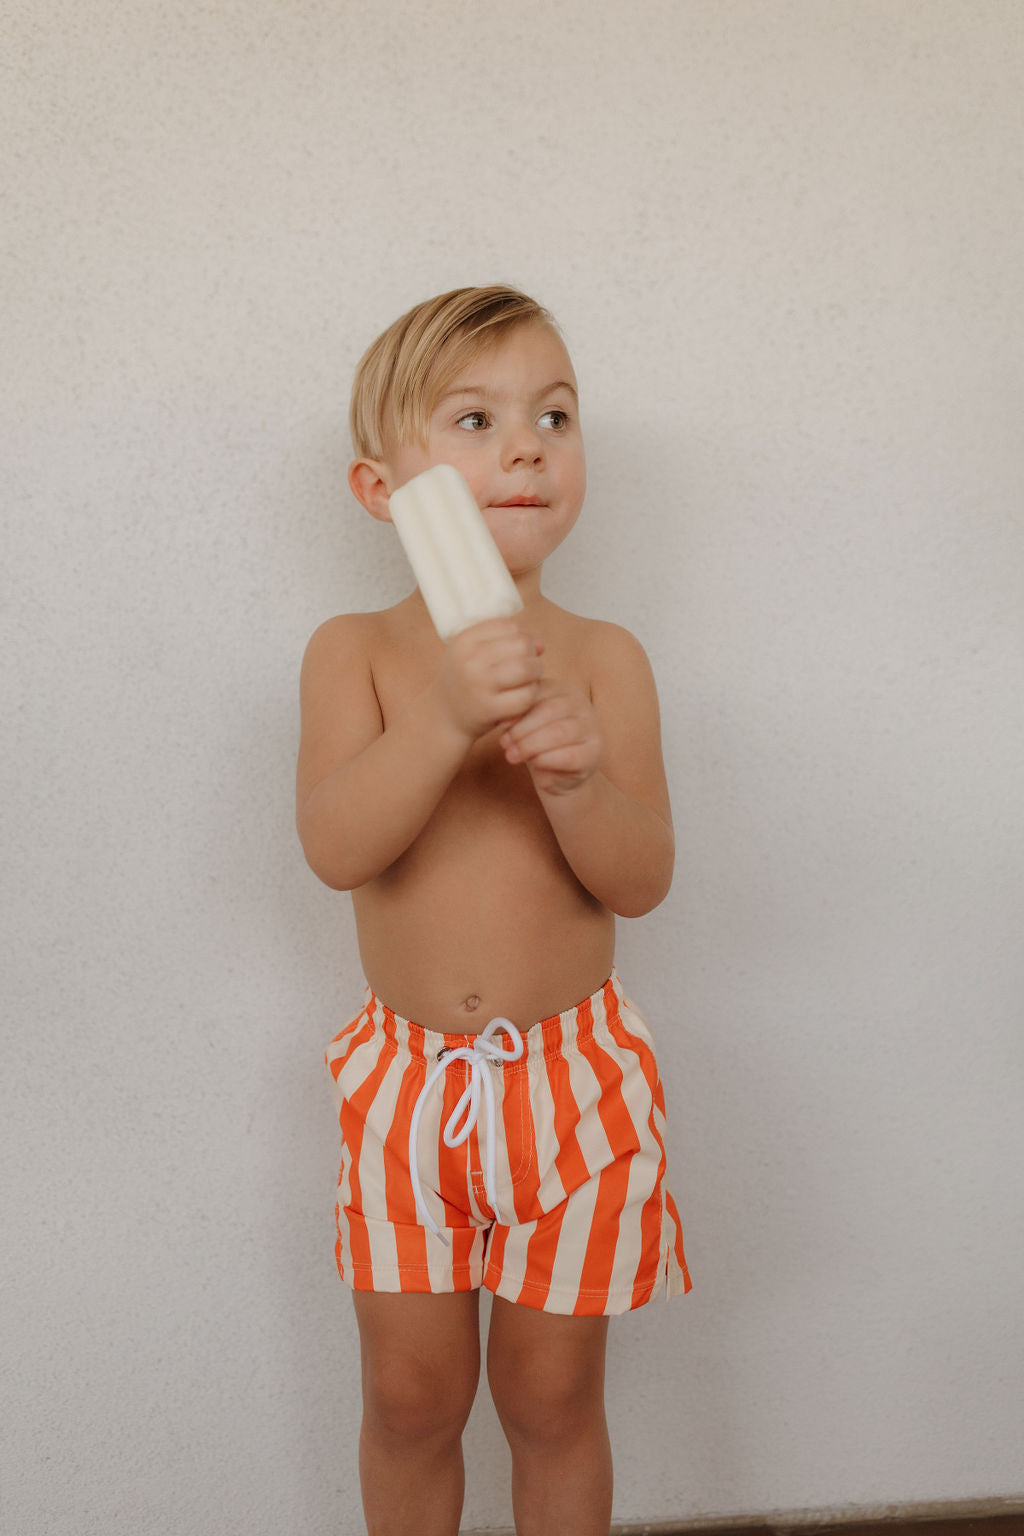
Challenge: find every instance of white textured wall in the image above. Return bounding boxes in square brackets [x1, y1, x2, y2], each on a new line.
[4, 2, 1023, 1532]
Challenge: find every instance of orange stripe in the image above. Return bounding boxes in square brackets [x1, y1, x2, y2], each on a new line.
[326, 1002, 375, 1081]
[603, 988, 691, 1300]
[465, 1088, 490, 1219]
[400, 1049, 480, 1286]
[574, 997, 638, 1311]
[484, 1219, 510, 1292]
[383, 1037, 430, 1285]
[579, 996, 639, 1156]
[338, 1029, 396, 1285]
[516, 1202, 566, 1311]
[437, 1060, 485, 1231]
[449, 1226, 480, 1291]
[501, 1023, 579, 1305]
[500, 1066, 526, 1202]
[505, 1068, 543, 1225]
[544, 1020, 590, 1196]
[334, 1199, 345, 1282]
[328, 1001, 375, 1283]
[629, 1251, 659, 1308]
[665, 1189, 692, 1292]
[605, 990, 667, 1304]
[573, 1158, 631, 1315]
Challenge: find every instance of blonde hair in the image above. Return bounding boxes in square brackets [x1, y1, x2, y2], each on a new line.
[349, 286, 556, 460]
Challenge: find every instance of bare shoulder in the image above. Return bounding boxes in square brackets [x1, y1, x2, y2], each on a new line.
[301, 609, 384, 674]
[580, 615, 653, 662]
[558, 613, 659, 694]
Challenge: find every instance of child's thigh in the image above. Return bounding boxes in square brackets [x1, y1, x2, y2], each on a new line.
[353, 1289, 482, 1421]
[485, 1294, 609, 1429]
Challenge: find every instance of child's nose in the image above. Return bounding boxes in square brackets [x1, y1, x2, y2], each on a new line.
[500, 420, 544, 470]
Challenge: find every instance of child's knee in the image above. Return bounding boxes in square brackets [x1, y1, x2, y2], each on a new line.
[364, 1351, 479, 1445]
[488, 1349, 606, 1446]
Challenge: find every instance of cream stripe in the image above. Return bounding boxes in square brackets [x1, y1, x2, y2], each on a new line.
[413, 1060, 493, 1283]
[464, 1135, 490, 1229]
[356, 1046, 405, 1283]
[578, 1014, 657, 1302]
[545, 1156, 600, 1304]
[587, 1023, 639, 1302]
[332, 1027, 384, 1279]
[334, 1135, 352, 1281]
[561, 1033, 615, 1181]
[492, 1027, 572, 1298]
[625, 997, 669, 1145]
[486, 1058, 516, 1218]
[618, 990, 653, 1044]
[328, 1024, 379, 1102]
[407, 1061, 452, 1285]
[528, 1055, 567, 1213]
[611, 1133, 659, 1298]
[429, 1051, 518, 1230]
[603, 1007, 666, 1298]
[603, 1016, 658, 1152]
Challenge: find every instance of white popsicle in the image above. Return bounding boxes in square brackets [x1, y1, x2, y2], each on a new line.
[388, 463, 523, 641]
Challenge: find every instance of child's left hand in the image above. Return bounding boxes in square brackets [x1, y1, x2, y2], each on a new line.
[499, 679, 603, 795]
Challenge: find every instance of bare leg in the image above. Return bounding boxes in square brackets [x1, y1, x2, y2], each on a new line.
[352, 1289, 481, 1536]
[486, 1294, 613, 1536]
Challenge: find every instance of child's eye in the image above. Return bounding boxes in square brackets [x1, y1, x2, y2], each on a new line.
[538, 409, 569, 430]
[455, 411, 490, 431]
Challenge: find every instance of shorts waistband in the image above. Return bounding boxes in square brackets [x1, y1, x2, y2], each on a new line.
[361, 968, 628, 1068]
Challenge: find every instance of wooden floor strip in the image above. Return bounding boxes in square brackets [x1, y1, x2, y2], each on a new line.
[604, 1508, 1024, 1536]
[465, 1505, 1024, 1536]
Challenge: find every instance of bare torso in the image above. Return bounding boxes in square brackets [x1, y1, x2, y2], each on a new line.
[352, 596, 615, 1033]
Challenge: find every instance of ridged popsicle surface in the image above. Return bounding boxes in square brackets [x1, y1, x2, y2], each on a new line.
[388, 464, 523, 640]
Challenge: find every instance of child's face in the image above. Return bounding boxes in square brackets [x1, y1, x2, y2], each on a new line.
[386, 320, 586, 579]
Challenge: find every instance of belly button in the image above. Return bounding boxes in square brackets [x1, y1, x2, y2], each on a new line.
[464, 995, 481, 1012]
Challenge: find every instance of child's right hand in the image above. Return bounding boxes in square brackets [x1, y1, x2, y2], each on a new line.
[433, 618, 544, 743]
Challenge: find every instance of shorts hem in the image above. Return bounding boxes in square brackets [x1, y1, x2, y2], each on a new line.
[340, 1264, 484, 1295]
[486, 1272, 670, 1316]
[339, 1256, 690, 1312]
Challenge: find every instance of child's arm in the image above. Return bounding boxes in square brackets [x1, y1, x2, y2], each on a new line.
[297, 615, 543, 890]
[498, 624, 674, 918]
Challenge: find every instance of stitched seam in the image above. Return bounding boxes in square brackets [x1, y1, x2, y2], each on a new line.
[487, 1272, 658, 1301]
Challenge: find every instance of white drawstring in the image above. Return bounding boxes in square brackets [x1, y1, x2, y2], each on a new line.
[408, 1017, 525, 1245]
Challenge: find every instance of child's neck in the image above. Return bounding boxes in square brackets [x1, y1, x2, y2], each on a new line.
[512, 566, 544, 611]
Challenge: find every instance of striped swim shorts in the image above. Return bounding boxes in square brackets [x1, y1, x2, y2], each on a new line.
[325, 969, 692, 1316]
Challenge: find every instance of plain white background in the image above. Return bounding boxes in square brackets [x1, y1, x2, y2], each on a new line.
[4, 2, 1023, 1532]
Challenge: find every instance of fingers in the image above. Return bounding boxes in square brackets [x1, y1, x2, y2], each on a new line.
[439, 620, 544, 740]
[493, 682, 546, 724]
[500, 686, 603, 778]
[451, 622, 541, 676]
[501, 710, 584, 764]
[465, 629, 543, 697]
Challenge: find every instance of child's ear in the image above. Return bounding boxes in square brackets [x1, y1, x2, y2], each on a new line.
[348, 458, 394, 523]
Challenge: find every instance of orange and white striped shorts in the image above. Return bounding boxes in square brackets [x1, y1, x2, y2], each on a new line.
[325, 969, 691, 1316]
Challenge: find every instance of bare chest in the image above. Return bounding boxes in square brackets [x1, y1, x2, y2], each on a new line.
[374, 626, 591, 751]
[371, 622, 592, 836]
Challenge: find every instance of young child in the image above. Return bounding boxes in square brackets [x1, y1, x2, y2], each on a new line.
[296, 286, 690, 1536]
